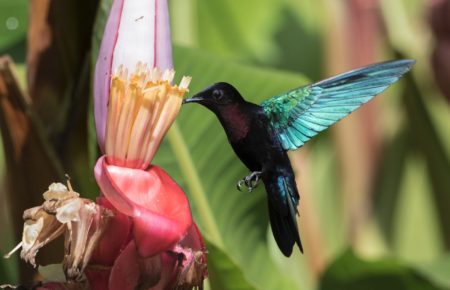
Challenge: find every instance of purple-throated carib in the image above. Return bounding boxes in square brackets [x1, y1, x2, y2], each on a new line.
[183, 60, 415, 257]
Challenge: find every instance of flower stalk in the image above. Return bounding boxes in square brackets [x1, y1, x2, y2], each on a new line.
[4, 0, 207, 288]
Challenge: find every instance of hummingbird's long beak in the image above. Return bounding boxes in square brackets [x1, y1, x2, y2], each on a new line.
[182, 94, 204, 104]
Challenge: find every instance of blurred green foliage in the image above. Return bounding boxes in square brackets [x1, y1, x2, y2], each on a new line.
[1, 0, 450, 289]
[320, 249, 443, 290]
[0, 0, 27, 61]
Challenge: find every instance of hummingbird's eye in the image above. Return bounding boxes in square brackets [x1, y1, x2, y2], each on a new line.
[212, 89, 223, 100]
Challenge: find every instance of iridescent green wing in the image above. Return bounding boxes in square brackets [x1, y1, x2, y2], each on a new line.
[261, 60, 415, 150]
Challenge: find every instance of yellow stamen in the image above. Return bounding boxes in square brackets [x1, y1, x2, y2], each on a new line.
[105, 63, 191, 169]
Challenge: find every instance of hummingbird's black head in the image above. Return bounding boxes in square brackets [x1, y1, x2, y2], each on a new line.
[183, 82, 245, 109]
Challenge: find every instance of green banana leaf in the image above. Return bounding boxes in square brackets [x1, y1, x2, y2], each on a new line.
[169, 0, 282, 62]
[0, 0, 27, 53]
[206, 242, 258, 290]
[169, 0, 325, 80]
[319, 249, 447, 290]
[416, 254, 450, 289]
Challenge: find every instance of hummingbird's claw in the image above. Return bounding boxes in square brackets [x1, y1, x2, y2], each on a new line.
[237, 171, 262, 193]
[237, 180, 245, 191]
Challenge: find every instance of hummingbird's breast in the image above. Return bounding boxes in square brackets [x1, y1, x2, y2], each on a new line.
[217, 104, 251, 142]
[217, 103, 285, 172]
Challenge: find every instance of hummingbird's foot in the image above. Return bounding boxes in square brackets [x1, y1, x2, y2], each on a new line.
[237, 171, 262, 192]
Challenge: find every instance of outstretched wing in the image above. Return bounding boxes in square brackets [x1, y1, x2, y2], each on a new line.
[261, 59, 415, 150]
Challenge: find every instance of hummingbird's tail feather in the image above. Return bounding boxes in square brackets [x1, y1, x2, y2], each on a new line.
[266, 175, 303, 257]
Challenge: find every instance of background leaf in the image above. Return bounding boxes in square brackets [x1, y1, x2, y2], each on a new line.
[205, 241, 258, 290]
[416, 254, 450, 289]
[319, 249, 447, 290]
[0, 0, 27, 57]
[181, 0, 283, 62]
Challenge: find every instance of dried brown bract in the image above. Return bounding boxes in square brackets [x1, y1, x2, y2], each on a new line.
[4, 181, 113, 282]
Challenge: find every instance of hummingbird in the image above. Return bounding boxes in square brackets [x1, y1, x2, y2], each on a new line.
[183, 59, 415, 257]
